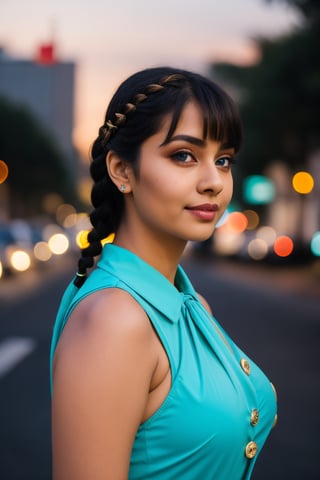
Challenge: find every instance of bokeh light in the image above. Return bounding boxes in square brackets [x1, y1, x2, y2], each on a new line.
[42, 223, 64, 242]
[225, 211, 248, 233]
[292, 171, 314, 194]
[101, 233, 115, 245]
[56, 203, 77, 226]
[76, 230, 90, 249]
[244, 175, 275, 204]
[274, 235, 294, 257]
[243, 210, 260, 230]
[256, 226, 277, 247]
[214, 229, 245, 255]
[10, 250, 31, 271]
[42, 193, 63, 214]
[76, 231, 115, 249]
[0, 261, 3, 279]
[310, 232, 320, 257]
[48, 233, 69, 255]
[0, 160, 9, 184]
[33, 241, 52, 261]
[248, 238, 269, 260]
[63, 213, 78, 229]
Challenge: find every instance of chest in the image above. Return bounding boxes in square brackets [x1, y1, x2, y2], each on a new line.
[140, 311, 276, 456]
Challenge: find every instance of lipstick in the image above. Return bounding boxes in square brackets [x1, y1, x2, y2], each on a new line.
[185, 203, 218, 221]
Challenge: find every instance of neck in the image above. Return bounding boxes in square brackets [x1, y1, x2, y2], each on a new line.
[114, 224, 187, 284]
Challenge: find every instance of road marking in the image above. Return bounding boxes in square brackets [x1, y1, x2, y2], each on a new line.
[0, 337, 36, 379]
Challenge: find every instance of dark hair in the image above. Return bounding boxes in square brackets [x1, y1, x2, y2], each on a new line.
[74, 66, 242, 287]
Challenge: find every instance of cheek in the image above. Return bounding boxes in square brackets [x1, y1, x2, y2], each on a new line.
[225, 175, 233, 202]
[138, 168, 180, 202]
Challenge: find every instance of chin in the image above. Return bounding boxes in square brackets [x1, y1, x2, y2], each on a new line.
[187, 229, 215, 243]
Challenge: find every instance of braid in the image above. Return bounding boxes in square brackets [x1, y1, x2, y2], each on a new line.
[74, 152, 122, 287]
[99, 74, 184, 146]
[73, 68, 242, 288]
[74, 73, 186, 287]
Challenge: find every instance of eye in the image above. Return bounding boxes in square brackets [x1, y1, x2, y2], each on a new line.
[171, 151, 196, 164]
[215, 156, 234, 168]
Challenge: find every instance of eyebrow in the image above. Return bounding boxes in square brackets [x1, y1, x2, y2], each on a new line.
[160, 134, 235, 151]
[160, 134, 206, 147]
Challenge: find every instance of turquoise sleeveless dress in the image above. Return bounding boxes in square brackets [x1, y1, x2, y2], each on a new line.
[50, 244, 277, 479]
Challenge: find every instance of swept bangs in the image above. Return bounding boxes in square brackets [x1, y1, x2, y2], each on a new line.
[162, 77, 242, 152]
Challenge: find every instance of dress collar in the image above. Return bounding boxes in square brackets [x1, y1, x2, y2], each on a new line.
[97, 244, 198, 323]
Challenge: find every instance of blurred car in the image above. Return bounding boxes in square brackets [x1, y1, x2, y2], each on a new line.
[0, 221, 33, 278]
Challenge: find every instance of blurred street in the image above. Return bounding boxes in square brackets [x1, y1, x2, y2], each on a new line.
[0, 252, 319, 480]
[1, 1, 319, 478]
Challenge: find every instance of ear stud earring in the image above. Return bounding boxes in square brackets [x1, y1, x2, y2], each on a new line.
[120, 184, 126, 192]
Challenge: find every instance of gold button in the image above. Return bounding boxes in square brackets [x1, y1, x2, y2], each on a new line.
[245, 441, 258, 459]
[273, 413, 278, 428]
[250, 408, 259, 426]
[240, 358, 251, 375]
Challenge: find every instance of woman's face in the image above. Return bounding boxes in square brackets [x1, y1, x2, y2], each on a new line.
[125, 101, 234, 246]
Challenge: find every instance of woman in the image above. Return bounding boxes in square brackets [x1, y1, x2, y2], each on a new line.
[50, 67, 277, 479]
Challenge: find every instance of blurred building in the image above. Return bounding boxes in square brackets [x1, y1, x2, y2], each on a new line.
[0, 44, 76, 166]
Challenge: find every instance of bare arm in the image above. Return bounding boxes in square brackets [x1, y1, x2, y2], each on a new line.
[51, 288, 157, 480]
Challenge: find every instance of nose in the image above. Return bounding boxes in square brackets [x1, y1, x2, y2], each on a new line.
[197, 163, 224, 195]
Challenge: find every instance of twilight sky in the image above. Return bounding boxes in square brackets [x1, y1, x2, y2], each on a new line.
[1, 0, 300, 154]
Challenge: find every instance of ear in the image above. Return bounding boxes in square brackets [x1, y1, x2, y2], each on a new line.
[106, 151, 132, 193]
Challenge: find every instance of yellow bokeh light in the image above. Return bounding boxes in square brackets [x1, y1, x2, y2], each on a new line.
[0, 261, 3, 279]
[42, 224, 63, 242]
[292, 171, 314, 194]
[0, 160, 9, 184]
[101, 233, 115, 245]
[10, 250, 31, 271]
[76, 231, 115, 249]
[48, 233, 69, 255]
[76, 230, 90, 249]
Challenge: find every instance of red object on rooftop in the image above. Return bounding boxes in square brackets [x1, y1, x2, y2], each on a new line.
[36, 43, 56, 65]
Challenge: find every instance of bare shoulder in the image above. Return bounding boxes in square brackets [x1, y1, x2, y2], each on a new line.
[57, 288, 152, 350]
[76, 287, 150, 329]
[197, 292, 213, 315]
[52, 287, 157, 388]
[51, 288, 157, 479]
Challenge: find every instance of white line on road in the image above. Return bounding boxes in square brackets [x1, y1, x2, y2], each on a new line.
[0, 337, 36, 379]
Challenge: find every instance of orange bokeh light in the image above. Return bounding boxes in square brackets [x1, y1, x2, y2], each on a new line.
[0, 160, 9, 184]
[292, 171, 314, 194]
[226, 212, 248, 233]
[274, 235, 294, 257]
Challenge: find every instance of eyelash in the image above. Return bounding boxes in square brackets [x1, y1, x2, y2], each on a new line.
[171, 150, 236, 168]
[171, 151, 195, 164]
[216, 156, 236, 168]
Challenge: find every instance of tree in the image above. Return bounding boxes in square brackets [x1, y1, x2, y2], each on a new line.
[211, 0, 320, 181]
[265, 0, 320, 22]
[0, 96, 78, 217]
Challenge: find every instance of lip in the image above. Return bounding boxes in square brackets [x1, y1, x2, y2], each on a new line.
[185, 203, 218, 221]
[186, 203, 219, 212]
